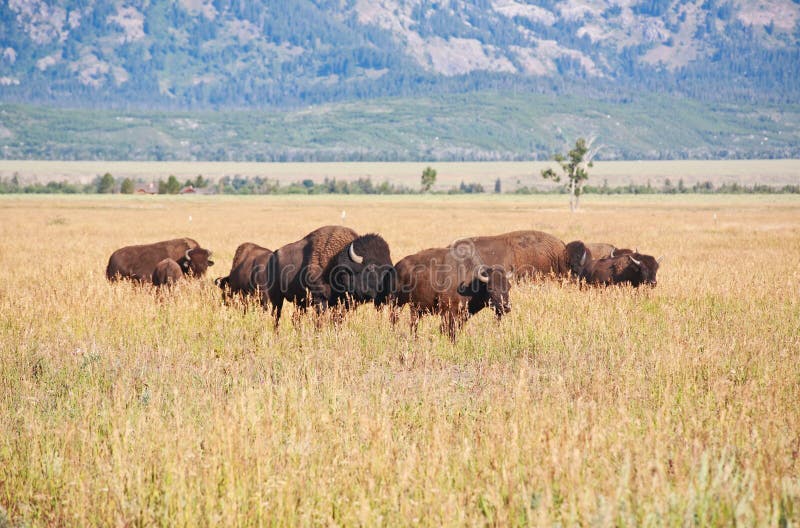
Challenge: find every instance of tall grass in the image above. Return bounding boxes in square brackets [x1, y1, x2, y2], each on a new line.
[0, 194, 798, 526]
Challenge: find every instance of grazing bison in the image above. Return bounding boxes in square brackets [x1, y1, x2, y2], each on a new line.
[393, 247, 512, 340]
[265, 225, 394, 325]
[450, 230, 585, 279]
[106, 238, 214, 282]
[579, 250, 662, 287]
[215, 242, 273, 301]
[152, 258, 183, 287]
[583, 242, 634, 260]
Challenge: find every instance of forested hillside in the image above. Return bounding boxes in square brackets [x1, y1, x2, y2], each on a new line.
[1, 0, 798, 108]
[3, 93, 798, 161]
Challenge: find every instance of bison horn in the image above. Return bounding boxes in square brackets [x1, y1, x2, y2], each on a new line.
[657, 255, 664, 264]
[610, 248, 615, 258]
[477, 267, 490, 284]
[506, 271, 513, 280]
[348, 243, 363, 264]
[580, 250, 587, 267]
[184, 248, 192, 260]
[628, 255, 642, 266]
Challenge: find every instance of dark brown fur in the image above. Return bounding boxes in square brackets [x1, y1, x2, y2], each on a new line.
[393, 247, 511, 341]
[584, 243, 634, 260]
[580, 252, 660, 287]
[266, 226, 393, 325]
[106, 238, 214, 282]
[452, 230, 585, 279]
[215, 242, 273, 300]
[152, 258, 183, 287]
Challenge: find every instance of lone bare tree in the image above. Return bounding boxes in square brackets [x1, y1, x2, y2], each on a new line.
[541, 137, 599, 212]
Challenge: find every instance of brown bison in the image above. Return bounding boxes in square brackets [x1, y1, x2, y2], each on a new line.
[265, 225, 394, 325]
[583, 242, 634, 260]
[579, 249, 662, 287]
[393, 247, 512, 341]
[450, 230, 585, 279]
[152, 258, 183, 287]
[106, 238, 214, 282]
[214, 242, 273, 301]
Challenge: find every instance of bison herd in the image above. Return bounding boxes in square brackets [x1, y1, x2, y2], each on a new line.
[106, 226, 662, 340]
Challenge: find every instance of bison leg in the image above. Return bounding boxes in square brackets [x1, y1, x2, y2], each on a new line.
[409, 307, 422, 336]
[271, 296, 284, 329]
[440, 312, 458, 342]
[292, 304, 308, 328]
[329, 303, 347, 327]
[388, 303, 401, 326]
[309, 297, 329, 329]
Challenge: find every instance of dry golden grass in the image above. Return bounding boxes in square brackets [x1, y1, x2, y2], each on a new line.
[0, 194, 798, 526]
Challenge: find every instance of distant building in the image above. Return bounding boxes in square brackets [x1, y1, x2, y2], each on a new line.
[182, 184, 216, 195]
[131, 181, 216, 195]
[134, 182, 157, 194]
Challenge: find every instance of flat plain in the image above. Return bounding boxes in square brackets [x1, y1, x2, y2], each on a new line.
[2, 159, 800, 190]
[0, 193, 798, 525]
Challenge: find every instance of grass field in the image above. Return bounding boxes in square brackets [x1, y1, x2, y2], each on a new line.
[2, 159, 800, 191]
[0, 194, 798, 525]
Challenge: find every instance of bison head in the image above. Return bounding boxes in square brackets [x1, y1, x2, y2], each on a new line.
[565, 240, 589, 276]
[626, 253, 660, 287]
[330, 234, 394, 304]
[457, 266, 512, 317]
[180, 247, 214, 277]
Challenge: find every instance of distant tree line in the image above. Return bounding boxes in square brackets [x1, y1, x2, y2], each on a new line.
[515, 179, 800, 195]
[0, 173, 210, 194]
[1, 173, 797, 195]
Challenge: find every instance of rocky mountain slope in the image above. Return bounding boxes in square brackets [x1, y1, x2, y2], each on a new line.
[1, 0, 798, 108]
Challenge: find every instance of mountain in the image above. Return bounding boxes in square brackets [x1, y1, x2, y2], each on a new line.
[1, 0, 799, 108]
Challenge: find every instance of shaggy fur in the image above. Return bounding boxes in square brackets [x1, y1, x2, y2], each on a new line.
[393, 247, 511, 341]
[106, 238, 213, 282]
[451, 230, 580, 279]
[308, 226, 360, 287]
[580, 252, 660, 287]
[584, 242, 634, 260]
[266, 226, 393, 325]
[215, 242, 273, 300]
[152, 258, 183, 287]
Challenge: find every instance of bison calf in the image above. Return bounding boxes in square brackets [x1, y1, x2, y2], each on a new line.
[152, 258, 183, 287]
[393, 247, 512, 341]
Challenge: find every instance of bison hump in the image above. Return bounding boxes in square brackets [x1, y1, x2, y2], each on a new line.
[307, 226, 359, 272]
